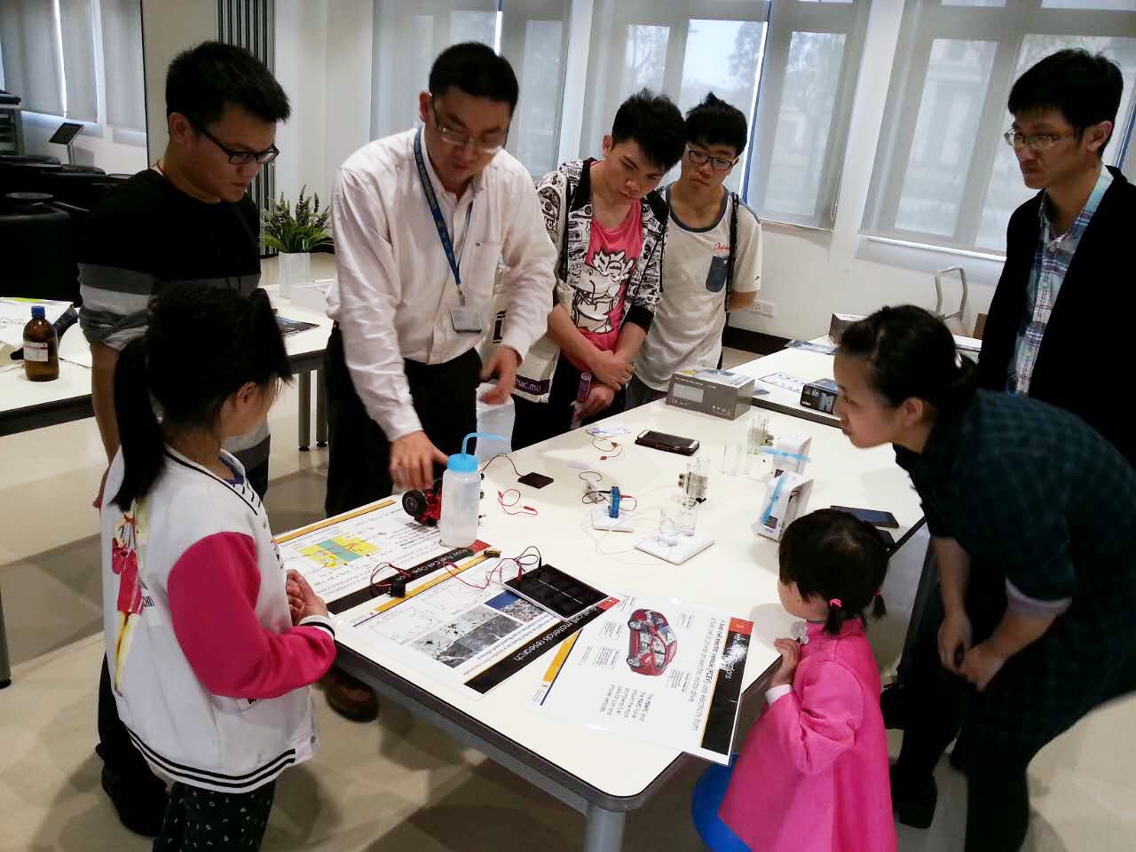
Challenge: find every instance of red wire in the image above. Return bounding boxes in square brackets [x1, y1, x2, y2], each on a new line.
[498, 488, 538, 516]
[592, 437, 622, 460]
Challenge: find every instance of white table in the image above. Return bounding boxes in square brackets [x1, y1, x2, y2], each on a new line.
[0, 293, 333, 442]
[318, 369, 925, 852]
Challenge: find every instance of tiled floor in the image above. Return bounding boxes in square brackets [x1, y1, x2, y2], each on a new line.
[1, 352, 1133, 851]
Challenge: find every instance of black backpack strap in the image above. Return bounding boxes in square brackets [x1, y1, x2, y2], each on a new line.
[725, 191, 740, 312]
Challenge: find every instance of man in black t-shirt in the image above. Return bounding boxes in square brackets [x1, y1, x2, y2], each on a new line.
[78, 42, 290, 837]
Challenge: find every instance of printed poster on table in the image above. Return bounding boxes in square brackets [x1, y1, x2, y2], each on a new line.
[530, 594, 753, 764]
[277, 503, 620, 698]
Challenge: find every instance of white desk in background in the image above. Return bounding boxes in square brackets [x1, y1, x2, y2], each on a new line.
[304, 388, 925, 852]
[733, 346, 841, 428]
[0, 291, 333, 445]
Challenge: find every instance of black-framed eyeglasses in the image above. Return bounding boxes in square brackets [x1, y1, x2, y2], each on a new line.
[686, 147, 737, 171]
[430, 102, 508, 154]
[1002, 129, 1076, 153]
[196, 124, 280, 165]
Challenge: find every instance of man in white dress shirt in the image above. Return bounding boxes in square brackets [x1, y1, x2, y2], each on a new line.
[322, 42, 556, 720]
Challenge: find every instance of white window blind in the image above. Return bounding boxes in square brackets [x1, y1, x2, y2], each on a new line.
[862, 0, 1136, 255]
[101, 0, 146, 131]
[370, 0, 500, 141]
[578, 0, 772, 195]
[745, 0, 870, 228]
[0, 0, 66, 117]
[499, 0, 570, 177]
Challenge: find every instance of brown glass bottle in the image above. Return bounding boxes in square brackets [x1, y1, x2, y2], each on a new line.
[23, 305, 59, 381]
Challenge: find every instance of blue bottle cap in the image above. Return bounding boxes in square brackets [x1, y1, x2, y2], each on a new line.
[31, 305, 45, 319]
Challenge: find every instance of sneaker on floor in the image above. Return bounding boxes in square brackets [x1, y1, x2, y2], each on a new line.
[891, 764, 937, 830]
[880, 680, 910, 730]
[324, 669, 380, 722]
[100, 766, 168, 837]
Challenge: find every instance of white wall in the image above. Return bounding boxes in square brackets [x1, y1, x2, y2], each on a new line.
[141, 0, 218, 162]
[729, 0, 1003, 340]
[22, 111, 148, 175]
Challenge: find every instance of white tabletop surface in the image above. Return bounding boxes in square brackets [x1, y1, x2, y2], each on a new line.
[732, 346, 840, 427]
[0, 287, 333, 420]
[329, 367, 923, 800]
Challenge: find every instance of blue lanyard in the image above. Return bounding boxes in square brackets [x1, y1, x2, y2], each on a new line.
[414, 128, 466, 305]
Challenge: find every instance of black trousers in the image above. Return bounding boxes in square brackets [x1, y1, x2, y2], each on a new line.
[153, 780, 276, 851]
[96, 465, 269, 804]
[511, 356, 626, 451]
[324, 325, 480, 517]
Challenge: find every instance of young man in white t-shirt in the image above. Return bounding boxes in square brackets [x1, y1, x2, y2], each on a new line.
[627, 93, 762, 408]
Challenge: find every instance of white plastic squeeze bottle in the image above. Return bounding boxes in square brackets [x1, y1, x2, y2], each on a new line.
[439, 432, 504, 547]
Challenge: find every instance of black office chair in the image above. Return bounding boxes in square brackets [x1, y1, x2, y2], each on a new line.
[1, 194, 79, 303]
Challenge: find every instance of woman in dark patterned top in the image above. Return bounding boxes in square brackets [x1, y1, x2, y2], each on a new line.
[832, 305, 1136, 852]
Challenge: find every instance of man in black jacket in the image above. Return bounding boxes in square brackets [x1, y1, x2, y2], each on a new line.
[890, 49, 1133, 834]
[977, 48, 1133, 466]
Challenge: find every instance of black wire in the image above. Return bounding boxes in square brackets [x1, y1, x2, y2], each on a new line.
[481, 453, 522, 477]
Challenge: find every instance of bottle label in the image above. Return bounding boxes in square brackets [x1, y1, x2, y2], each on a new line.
[25, 341, 50, 363]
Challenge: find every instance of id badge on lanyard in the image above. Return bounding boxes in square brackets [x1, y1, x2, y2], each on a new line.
[414, 129, 484, 335]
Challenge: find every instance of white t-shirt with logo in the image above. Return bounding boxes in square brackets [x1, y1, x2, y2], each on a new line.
[635, 188, 763, 391]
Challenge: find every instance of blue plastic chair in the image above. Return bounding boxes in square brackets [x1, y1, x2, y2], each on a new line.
[691, 758, 751, 851]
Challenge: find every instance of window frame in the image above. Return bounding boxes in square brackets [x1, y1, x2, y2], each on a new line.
[862, 0, 1136, 254]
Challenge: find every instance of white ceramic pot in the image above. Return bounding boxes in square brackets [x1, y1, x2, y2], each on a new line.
[278, 251, 312, 299]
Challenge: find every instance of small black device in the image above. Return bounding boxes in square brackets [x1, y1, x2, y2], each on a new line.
[800, 378, 839, 415]
[518, 472, 554, 489]
[830, 506, 900, 529]
[387, 579, 407, 598]
[635, 429, 700, 456]
[504, 564, 607, 621]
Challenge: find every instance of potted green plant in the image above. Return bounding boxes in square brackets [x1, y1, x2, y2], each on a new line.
[263, 187, 331, 298]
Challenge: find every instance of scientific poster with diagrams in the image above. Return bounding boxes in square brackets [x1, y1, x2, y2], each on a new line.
[278, 504, 620, 698]
[530, 594, 754, 763]
[340, 554, 620, 698]
[275, 500, 461, 609]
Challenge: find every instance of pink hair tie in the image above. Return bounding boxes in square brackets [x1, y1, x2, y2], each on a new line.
[874, 589, 883, 598]
[829, 598, 843, 609]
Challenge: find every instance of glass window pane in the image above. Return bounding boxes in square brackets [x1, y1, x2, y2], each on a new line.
[764, 31, 847, 217]
[450, 10, 497, 47]
[1041, 0, 1136, 9]
[514, 20, 564, 176]
[896, 39, 998, 238]
[975, 34, 1136, 250]
[677, 19, 766, 193]
[622, 25, 669, 96]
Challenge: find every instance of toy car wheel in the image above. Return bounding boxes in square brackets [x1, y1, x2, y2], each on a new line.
[627, 657, 641, 668]
[402, 489, 428, 518]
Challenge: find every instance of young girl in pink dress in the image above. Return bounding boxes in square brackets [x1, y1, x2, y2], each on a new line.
[694, 508, 897, 852]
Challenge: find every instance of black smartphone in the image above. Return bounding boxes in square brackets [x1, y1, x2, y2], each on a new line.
[504, 564, 607, 621]
[830, 505, 900, 529]
[635, 429, 700, 456]
[518, 472, 554, 489]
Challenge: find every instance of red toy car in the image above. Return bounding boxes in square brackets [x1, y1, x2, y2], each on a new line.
[626, 608, 678, 676]
[402, 479, 443, 526]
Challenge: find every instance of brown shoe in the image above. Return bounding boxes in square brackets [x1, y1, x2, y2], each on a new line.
[323, 668, 379, 722]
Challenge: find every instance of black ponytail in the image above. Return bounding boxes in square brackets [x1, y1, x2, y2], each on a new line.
[111, 337, 164, 508]
[110, 284, 291, 508]
[838, 305, 976, 413]
[779, 509, 891, 636]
